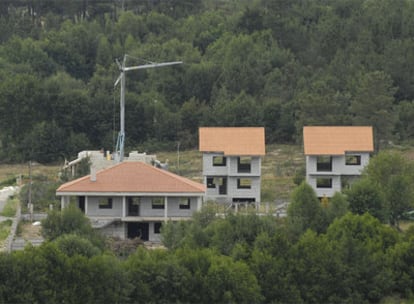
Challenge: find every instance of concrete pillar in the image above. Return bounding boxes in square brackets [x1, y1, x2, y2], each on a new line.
[164, 197, 168, 221]
[122, 196, 126, 217]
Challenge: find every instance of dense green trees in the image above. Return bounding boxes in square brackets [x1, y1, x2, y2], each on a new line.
[0, 0, 413, 162]
[1, 196, 414, 302]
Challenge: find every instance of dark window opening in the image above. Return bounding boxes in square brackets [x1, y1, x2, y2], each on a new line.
[152, 197, 165, 209]
[232, 198, 255, 203]
[179, 198, 191, 209]
[154, 222, 162, 234]
[317, 156, 332, 171]
[127, 222, 149, 240]
[237, 178, 252, 189]
[99, 198, 113, 209]
[217, 177, 227, 195]
[207, 177, 215, 188]
[213, 156, 226, 166]
[127, 197, 140, 216]
[238, 157, 251, 173]
[78, 196, 85, 213]
[346, 155, 361, 166]
[316, 178, 332, 188]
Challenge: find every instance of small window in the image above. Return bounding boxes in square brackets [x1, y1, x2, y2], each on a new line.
[152, 197, 165, 209]
[346, 155, 361, 166]
[207, 177, 215, 188]
[179, 198, 191, 209]
[316, 178, 332, 188]
[316, 156, 332, 172]
[237, 178, 252, 189]
[99, 198, 113, 209]
[238, 157, 251, 173]
[154, 222, 162, 234]
[213, 156, 226, 166]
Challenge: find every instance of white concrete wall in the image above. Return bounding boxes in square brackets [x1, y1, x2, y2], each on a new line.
[227, 156, 261, 176]
[86, 196, 123, 217]
[203, 153, 262, 203]
[148, 222, 162, 242]
[202, 153, 261, 176]
[306, 153, 370, 176]
[306, 175, 341, 198]
[85, 195, 201, 218]
[99, 221, 126, 239]
[227, 176, 260, 201]
[202, 153, 229, 176]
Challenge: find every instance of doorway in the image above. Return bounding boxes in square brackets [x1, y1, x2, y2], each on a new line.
[78, 196, 85, 213]
[127, 222, 149, 240]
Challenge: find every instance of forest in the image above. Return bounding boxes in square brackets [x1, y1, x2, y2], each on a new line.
[0, 0, 414, 163]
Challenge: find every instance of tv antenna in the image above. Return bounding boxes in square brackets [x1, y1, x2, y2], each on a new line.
[114, 54, 183, 162]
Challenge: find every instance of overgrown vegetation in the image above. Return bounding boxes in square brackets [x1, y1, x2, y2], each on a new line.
[0, 0, 413, 163]
[0, 197, 18, 217]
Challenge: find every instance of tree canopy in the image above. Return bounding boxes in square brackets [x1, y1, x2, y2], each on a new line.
[0, 0, 413, 162]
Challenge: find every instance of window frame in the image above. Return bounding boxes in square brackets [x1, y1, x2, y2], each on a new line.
[316, 156, 332, 172]
[151, 197, 165, 209]
[212, 155, 226, 166]
[316, 178, 333, 188]
[179, 198, 191, 209]
[99, 197, 113, 209]
[345, 154, 361, 166]
[237, 156, 252, 173]
[237, 178, 252, 189]
[207, 177, 215, 188]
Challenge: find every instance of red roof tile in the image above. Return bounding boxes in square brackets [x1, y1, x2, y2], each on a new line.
[303, 126, 374, 155]
[56, 162, 205, 194]
[199, 127, 265, 156]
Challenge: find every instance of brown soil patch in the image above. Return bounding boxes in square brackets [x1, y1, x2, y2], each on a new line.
[19, 221, 42, 239]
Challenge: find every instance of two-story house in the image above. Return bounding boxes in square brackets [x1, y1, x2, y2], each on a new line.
[56, 161, 205, 242]
[199, 127, 265, 204]
[303, 126, 374, 198]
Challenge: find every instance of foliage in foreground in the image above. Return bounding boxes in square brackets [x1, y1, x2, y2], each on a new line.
[1, 205, 413, 303]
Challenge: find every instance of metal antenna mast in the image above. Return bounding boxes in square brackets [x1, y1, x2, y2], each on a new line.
[114, 54, 183, 162]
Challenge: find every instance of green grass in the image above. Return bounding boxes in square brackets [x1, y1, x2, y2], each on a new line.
[0, 197, 19, 217]
[0, 219, 12, 241]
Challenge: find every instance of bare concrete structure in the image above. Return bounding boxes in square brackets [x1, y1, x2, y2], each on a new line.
[303, 126, 374, 198]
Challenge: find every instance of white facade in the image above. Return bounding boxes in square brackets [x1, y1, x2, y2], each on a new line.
[306, 152, 370, 198]
[60, 194, 202, 242]
[202, 153, 262, 203]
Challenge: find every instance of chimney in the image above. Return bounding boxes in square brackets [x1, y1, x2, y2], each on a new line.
[90, 167, 96, 182]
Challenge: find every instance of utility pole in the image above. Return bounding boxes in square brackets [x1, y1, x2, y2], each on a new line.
[28, 161, 33, 222]
[114, 55, 183, 162]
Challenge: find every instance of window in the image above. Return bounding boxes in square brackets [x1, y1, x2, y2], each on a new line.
[237, 178, 252, 189]
[213, 156, 226, 166]
[316, 178, 332, 188]
[207, 177, 215, 188]
[152, 197, 165, 209]
[154, 222, 162, 234]
[346, 155, 361, 166]
[179, 198, 191, 209]
[128, 197, 140, 216]
[99, 198, 113, 209]
[238, 157, 251, 173]
[316, 156, 332, 171]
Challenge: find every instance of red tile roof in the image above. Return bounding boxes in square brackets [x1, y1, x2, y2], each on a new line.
[56, 162, 205, 194]
[199, 127, 265, 156]
[303, 126, 374, 155]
